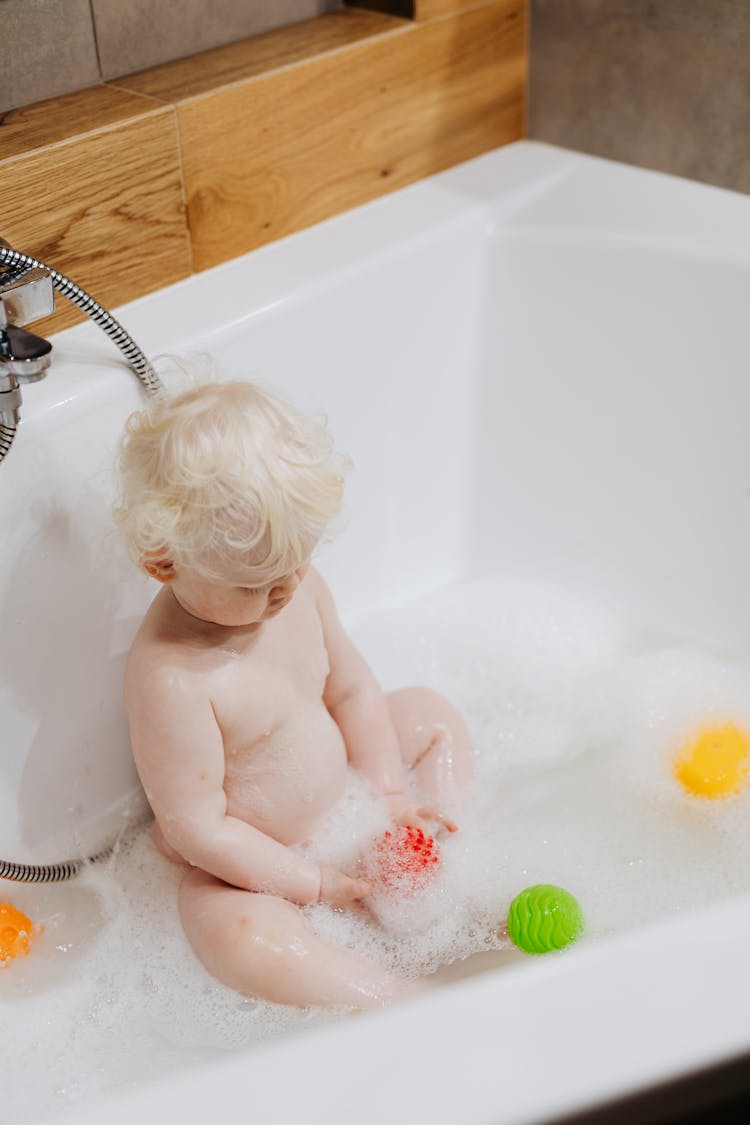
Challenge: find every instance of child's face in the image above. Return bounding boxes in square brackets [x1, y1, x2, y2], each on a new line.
[170, 561, 310, 627]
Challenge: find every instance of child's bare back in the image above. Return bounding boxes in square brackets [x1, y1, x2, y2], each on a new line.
[116, 380, 472, 1008]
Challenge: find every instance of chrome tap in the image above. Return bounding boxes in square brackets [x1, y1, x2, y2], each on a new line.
[0, 239, 55, 427]
[0, 237, 161, 464]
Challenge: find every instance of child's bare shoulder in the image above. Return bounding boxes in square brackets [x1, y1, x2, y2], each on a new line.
[304, 565, 336, 609]
[125, 594, 206, 698]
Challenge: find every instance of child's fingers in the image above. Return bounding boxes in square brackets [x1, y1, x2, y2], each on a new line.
[352, 877, 372, 899]
[417, 806, 458, 833]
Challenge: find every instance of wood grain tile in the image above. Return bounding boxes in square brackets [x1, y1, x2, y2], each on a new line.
[2, 2, 525, 336]
[0, 102, 191, 334]
[114, 9, 406, 103]
[414, 0, 498, 18]
[0, 84, 165, 160]
[169, 0, 525, 270]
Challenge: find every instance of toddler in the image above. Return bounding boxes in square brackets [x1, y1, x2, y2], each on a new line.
[115, 380, 472, 1008]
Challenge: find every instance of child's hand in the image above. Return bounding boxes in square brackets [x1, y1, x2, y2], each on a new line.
[386, 794, 458, 836]
[318, 864, 372, 909]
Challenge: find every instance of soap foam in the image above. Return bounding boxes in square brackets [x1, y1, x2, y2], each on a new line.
[5, 576, 750, 1122]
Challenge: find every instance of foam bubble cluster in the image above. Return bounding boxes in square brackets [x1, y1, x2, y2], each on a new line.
[6, 577, 750, 1121]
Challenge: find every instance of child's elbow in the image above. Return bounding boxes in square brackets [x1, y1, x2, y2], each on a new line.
[157, 805, 224, 867]
[326, 674, 380, 716]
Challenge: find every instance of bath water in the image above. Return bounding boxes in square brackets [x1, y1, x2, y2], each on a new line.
[4, 576, 750, 1122]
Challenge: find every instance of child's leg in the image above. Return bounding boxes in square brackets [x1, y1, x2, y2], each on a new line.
[178, 869, 403, 1009]
[387, 687, 473, 805]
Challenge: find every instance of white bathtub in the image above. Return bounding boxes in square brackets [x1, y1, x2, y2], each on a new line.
[5, 140, 750, 1123]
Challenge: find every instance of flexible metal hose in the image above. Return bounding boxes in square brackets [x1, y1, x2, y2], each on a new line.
[0, 247, 162, 878]
[0, 843, 116, 884]
[0, 419, 17, 460]
[0, 246, 162, 395]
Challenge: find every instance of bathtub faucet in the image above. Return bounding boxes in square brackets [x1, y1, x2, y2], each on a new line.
[0, 236, 163, 464]
[0, 242, 54, 429]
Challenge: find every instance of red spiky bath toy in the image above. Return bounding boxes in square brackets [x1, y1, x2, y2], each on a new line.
[368, 826, 441, 894]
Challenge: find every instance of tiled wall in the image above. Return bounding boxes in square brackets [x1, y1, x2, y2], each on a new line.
[529, 0, 750, 195]
[0, 2, 526, 335]
[1, 0, 341, 113]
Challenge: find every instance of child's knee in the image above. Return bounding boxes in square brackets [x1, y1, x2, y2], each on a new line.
[389, 686, 466, 742]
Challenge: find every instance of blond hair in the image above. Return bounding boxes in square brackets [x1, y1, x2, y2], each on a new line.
[114, 380, 345, 584]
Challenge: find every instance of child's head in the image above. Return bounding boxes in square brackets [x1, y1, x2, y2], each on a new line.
[114, 380, 345, 594]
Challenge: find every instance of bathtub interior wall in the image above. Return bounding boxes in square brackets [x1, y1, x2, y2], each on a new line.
[0, 387, 154, 862]
[468, 150, 750, 657]
[0, 206, 487, 862]
[470, 226, 750, 655]
[4, 138, 750, 866]
[203, 213, 488, 621]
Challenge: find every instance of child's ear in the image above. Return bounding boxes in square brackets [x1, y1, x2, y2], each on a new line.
[141, 555, 176, 583]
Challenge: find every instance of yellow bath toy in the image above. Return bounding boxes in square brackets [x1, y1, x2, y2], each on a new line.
[0, 903, 35, 966]
[674, 723, 750, 799]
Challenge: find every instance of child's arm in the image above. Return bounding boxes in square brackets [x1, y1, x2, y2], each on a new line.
[126, 662, 368, 906]
[312, 570, 452, 831]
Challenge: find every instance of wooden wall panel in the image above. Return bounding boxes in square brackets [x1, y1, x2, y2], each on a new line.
[116, 10, 406, 103]
[2, 4, 526, 332]
[121, 1, 525, 272]
[0, 88, 191, 334]
[414, 0, 497, 18]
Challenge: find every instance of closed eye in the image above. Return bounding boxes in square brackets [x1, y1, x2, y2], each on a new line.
[234, 568, 300, 595]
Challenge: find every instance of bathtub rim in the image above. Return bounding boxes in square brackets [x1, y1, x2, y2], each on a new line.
[23, 136, 750, 428]
[43, 886, 750, 1125]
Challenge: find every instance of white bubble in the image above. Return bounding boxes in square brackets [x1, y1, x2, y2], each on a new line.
[5, 577, 750, 1121]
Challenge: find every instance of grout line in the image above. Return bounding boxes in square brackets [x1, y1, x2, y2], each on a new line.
[523, 0, 530, 138]
[87, 0, 104, 79]
[101, 85, 174, 110]
[168, 106, 196, 275]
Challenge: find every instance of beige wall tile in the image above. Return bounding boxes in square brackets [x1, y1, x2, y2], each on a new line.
[0, 0, 101, 113]
[530, 0, 750, 195]
[92, 0, 343, 80]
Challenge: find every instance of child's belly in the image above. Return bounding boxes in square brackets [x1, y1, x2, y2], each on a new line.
[223, 706, 349, 845]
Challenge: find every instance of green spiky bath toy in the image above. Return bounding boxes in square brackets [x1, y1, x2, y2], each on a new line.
[507, 884, 584, 954]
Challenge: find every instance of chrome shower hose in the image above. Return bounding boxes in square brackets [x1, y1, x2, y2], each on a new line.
[0, 246, 162, 395]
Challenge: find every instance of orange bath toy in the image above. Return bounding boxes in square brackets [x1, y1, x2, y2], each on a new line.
[366, 826, 441, 894]
[0, 903, 35, 966]
[674, 723, 750, 799]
